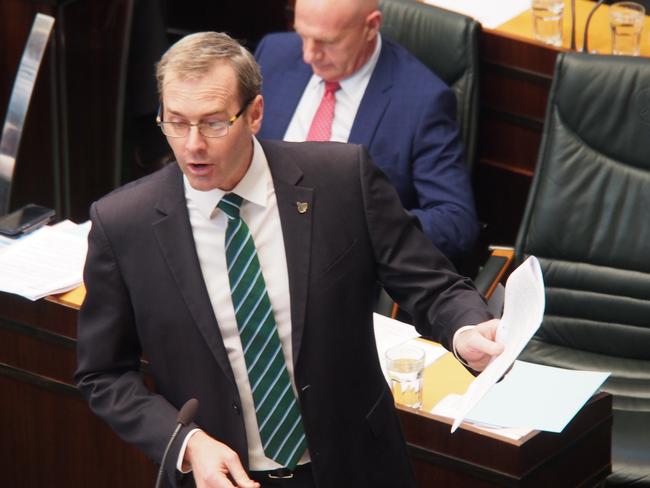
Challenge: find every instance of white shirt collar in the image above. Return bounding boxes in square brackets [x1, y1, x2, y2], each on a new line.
[183, 136, 270, 219]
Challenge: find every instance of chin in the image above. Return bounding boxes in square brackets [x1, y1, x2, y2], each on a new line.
[187, 177, 219, 192]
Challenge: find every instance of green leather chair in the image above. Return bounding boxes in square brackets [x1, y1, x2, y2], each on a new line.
[379, 0, 480, 171]
[516, 52, 650, 486]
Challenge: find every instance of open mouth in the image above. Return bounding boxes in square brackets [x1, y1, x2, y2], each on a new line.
[187, 163, 212, 174]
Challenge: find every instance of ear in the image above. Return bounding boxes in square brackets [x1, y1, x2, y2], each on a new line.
[365, 10, 382, 41]
[248, 94, 264, 135]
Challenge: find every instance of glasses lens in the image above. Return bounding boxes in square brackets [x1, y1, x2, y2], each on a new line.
[160, 122, 188, 138]
[158, 121, 230, 138]
[201, 122, 228, 138]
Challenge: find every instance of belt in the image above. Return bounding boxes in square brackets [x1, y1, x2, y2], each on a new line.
[251, 462, 311, 480]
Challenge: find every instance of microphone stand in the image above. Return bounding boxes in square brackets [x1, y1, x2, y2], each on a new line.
[570, 0, 577, 50]
[583, 0, 607, 52]
[154, 399, 199, 488]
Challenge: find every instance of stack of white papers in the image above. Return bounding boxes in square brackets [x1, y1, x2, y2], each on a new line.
[0, 221, 90, 300]
[439, 360, 610, 433]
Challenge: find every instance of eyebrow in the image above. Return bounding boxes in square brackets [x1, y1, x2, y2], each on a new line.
[163, 104, 227, 119]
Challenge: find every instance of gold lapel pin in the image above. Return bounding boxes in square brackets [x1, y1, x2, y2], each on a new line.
[296, 202, 309, 214]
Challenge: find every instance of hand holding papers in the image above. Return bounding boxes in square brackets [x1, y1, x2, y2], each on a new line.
[450, 256, 545, 432]
[437, 256, 610, 435]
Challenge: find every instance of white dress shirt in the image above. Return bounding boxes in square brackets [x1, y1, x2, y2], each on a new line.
[177, 137, 309, 471]
[283, 34, 383, 143]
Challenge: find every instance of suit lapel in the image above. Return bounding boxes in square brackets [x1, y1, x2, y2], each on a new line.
[264, 62, 312, 140]
[151, 165, 235, 385]
[261, 141, 313, 366]
[348, 42, 393, 147]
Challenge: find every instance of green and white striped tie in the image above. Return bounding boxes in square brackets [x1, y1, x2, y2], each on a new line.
[218, 193, 307, 469]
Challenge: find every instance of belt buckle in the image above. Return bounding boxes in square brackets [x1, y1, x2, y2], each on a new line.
[268, 467, 294, 479]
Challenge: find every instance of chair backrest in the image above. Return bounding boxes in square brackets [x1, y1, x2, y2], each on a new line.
[379, 0, 480, 170]
[517, 52, 650, 484]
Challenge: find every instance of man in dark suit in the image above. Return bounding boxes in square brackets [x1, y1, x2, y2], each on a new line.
[75, 32, 503, 488]
[255, 0, 478, 263]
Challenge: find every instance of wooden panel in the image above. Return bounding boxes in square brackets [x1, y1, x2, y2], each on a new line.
[474, 26, 560, 244]
[0, 373, 155, 488]
[0, 323, 75, 385]
[399, 392, 612, 487]
[0, 293, 156, 488]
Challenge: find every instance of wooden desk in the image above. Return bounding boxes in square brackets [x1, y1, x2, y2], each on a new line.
[475, 1, 650, 245]
[0, 289, 612, 487]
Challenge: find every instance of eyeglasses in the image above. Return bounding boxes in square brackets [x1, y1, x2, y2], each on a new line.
[156, 98, 253, 138]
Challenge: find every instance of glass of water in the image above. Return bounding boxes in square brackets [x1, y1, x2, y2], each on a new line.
[386, 344, 425, 409]
[531, 0, 565, 47]
[610, 2, 645, 56]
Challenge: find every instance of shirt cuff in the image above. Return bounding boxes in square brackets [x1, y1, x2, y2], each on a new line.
[451, 325, 475, 368]
[176, 428, 202, 473]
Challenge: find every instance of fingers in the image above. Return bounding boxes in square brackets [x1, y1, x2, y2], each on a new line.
[471, 332, 505, 357]
[187, 432, 259, 488]
[475, 318, 501, 341]
[223, 453, 259, 488]
[455, 320, 505, 371]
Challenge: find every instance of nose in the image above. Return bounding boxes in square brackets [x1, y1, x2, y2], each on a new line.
[302, 38, 321, 64]
[184, 125, 207, 153]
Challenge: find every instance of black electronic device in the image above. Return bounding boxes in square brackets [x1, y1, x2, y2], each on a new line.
[0, 204, 55, 237]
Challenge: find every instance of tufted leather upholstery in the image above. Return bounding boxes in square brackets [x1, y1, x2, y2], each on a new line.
[379, 0, 480, 170]
[518, 52, 650, 486]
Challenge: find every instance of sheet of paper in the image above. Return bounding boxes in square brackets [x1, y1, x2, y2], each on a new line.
[463, 360, 610, 432]
[423, 0, 530, 29]
[0, 233, 21, 252]
[0, 223, 89, 300]
[402, 338, 447, 368]
[432, 394, 533, 440]
[451, 256, 545, 432]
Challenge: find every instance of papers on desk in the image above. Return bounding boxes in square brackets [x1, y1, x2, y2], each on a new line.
[0, 220, 90, 300]
[449, 256, 546, 432]
[452, 360, 609, 432]
[423, 0, 530, 29]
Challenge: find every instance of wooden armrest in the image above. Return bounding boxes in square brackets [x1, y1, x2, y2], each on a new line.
[473, 247, 515, 299]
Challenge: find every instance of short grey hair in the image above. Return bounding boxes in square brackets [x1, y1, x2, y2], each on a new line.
[156, 31, 261, 104]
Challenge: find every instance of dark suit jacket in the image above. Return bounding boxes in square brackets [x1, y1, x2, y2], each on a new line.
[75, 140, 491, 488]
[255, 33, 479, 262]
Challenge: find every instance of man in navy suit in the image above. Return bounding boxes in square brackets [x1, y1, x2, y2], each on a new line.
[255, 0, 479, 263]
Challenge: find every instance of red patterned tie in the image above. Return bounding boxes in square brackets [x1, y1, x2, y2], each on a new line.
[306, 81, 341, 141]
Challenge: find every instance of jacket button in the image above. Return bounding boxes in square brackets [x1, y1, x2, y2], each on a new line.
[232, 403, 240, 415]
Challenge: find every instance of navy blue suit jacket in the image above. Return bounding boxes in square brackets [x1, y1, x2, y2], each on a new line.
[255, 32, 478, 261]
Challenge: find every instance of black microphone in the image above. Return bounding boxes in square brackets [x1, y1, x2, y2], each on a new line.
[154, 398, 199, 488]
